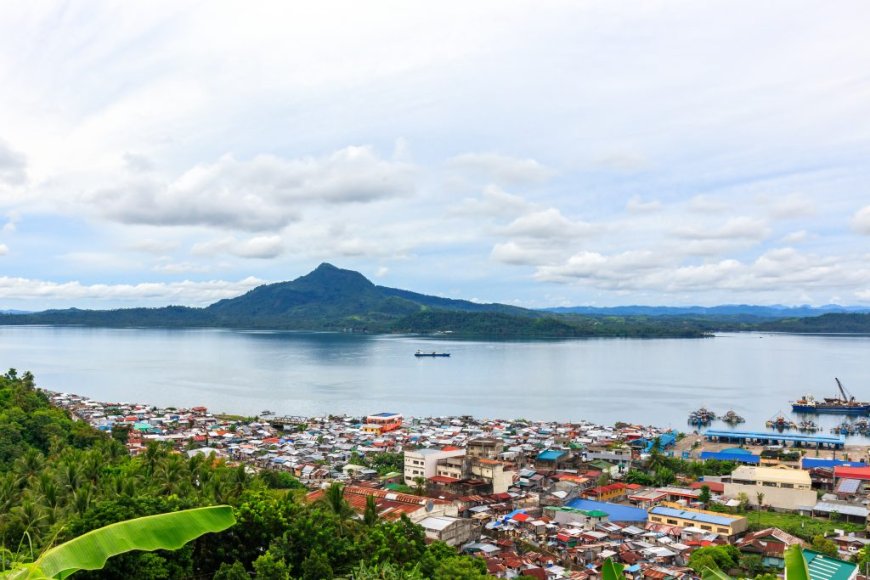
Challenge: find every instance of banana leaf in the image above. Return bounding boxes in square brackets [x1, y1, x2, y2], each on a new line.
[19, 505, 235, 579]
[784, 545, 810, 580]
[602, 557, 625, 580]
[701, 565, 733, 580]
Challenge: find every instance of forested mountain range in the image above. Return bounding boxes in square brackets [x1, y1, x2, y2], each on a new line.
[1, 263, 868, 337]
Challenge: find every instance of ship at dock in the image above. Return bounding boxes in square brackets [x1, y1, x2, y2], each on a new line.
[792, 378, 870, 415]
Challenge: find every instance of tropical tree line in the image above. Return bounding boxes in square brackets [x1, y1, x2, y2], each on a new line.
[0, 371, 492, 579]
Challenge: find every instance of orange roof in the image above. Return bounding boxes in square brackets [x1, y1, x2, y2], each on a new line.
[834, 466, 870, 480]
[441, 445, 463, 451]
[305, 485, 450, 521]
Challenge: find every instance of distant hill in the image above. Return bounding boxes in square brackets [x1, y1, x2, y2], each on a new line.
[758, 313, 870, 333]
[7, 263, 866, 337]
[0, 263, 707, 338]
[544, 304, 870, 318]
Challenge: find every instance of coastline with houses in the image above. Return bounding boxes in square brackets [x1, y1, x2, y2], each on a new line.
[47, 389, 870, 579]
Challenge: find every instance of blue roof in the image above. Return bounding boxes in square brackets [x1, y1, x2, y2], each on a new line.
[537, 449, 566, 461]
[700, 451, 760, 464]
[566, 499, 648, 522]
[370, 412, 400, 418]
[801, 458, 867, 469]
[650, 506, 740, 527]
[705, 430, 845, 445]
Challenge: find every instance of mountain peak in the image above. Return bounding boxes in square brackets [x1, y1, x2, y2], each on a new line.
[295, 263, 375, 290]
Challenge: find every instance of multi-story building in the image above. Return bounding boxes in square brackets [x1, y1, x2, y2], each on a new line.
[722, 465, 817, 511]
[466, 438, 504, 460]
[648, 503, 748, 539]
[404, 447, 466, 485]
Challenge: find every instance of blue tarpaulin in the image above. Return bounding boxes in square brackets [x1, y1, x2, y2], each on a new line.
[566, 499, 648, 522]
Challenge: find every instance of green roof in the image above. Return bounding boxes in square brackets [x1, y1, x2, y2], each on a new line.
[547, 506, 608, 518]
[803, 549, 858, 580]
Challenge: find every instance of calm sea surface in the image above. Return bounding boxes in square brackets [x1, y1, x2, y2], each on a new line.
[1, 327, 869, 434]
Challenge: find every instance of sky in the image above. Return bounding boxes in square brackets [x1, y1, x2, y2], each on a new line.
[1, 1, 869, 311]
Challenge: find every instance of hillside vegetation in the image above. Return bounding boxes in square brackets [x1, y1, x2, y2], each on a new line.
[0, 370, 491, 579]
[0, 264, 709, 338]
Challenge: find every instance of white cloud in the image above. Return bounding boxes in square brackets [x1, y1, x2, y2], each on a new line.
[0, 138, 26, 185]
[491, 241, 557, 266]
[852, 205, 870, 235]
[501, 208, 597, 240]
[0, 243, 8, 256]
[452, 185, 536, 219]
[781, 230, 808, 244]
[192, 235, 284, 259]
[766, 193, 816, 219]
[674, 216, 770, 241]
[448, 153, 553, 185]
[532, 248, 870, 298]
[0, 276, 264, 306]
[90, 146, 415, 231]
[688, 195, 731, 214]
[626, 196, 662, 214]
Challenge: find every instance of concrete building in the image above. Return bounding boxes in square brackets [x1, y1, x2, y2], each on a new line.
[466, 437, 504, 460]
[722, 465, 817, 511]
[404, 447, 465, 485]
[418, 516, 478, 546]
[648, 504, 748, 539]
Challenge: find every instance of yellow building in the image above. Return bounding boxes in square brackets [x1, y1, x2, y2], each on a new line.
[648, 502, 748, 538]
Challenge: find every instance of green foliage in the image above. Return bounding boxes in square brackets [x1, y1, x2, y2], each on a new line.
[29, 507, 233, 579]
[301, 550, 333, 580]
[811, 535, 838, 558]
[253, 551, 290, 580]
[784, 545, 810, 580]
[699, 484, 712, 505]
[689, 545, 741, 574]
[749, 511, 863, 541]
[0, 371, 492, 579]
[213, 561, 249, 580]
[602, 558, 625, 580]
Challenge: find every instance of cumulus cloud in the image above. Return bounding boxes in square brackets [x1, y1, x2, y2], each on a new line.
[0, 139, 26, 185]
[491, 241, 559, 266]
[192, 235, 284, 259]
[91, 146, 415, 231]
[674, 216, 770, 241]
[452, 185, 536, 218]
[532, 247, 870, 297]
[852, 205, 870, 235]
[501, 208, 597, 240]
[0, 276, 264, 306]
[0, 243, 8, 256]
[448, 153, 553, 185]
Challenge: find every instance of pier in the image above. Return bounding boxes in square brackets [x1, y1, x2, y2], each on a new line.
[704, 429, 845, 449]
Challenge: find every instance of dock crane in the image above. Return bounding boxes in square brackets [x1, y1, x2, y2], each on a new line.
[835, 377, 855, 402]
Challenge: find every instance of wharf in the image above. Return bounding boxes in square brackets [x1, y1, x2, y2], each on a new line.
[705, 429, 845, 449]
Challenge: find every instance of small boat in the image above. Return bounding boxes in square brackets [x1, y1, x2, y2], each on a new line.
[260, 409, 274, 416]
[766, 414, 796, 430]
[798, 420, 818, 432]
[415, 350, 450, 357]
[722, 410, 745, 425]
[688, 407, 716, 426]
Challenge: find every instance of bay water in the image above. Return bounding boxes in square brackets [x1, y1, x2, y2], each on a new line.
[1, 326, 869, 436]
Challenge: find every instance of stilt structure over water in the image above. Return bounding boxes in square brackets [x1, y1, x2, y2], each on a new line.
[704, 429, 845, 449]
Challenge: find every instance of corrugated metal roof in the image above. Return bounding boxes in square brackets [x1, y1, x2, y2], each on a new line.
[649, 506, 741, 526]
[835, 478, 861, 494]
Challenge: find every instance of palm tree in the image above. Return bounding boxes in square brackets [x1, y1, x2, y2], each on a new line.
[320, 482, 354, 536]
[363, 495, 379, 526]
